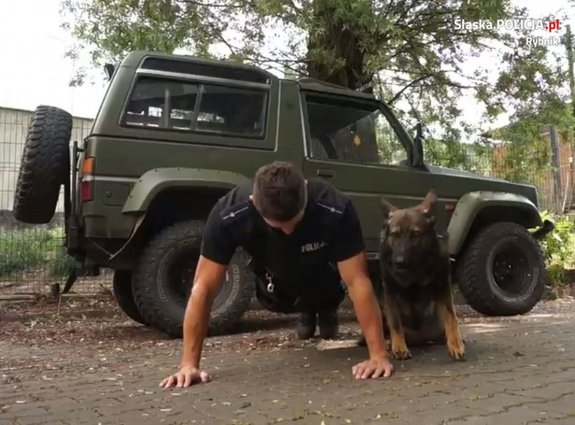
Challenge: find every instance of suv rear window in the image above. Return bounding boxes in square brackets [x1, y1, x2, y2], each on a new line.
[122, 77, 268, 138]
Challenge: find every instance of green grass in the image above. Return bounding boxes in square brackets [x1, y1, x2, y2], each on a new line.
[0, 227, 74, 278]
[47, 245, 76, 277]
[0, 229, 47, 276]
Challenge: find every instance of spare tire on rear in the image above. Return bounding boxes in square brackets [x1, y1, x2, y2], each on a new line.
[13, 105, 72, 224]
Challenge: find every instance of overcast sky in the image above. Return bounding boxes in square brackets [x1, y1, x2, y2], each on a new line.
[0, 0, 573, 127]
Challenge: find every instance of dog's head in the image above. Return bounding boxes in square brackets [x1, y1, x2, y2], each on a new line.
[379, 190, 439, 282]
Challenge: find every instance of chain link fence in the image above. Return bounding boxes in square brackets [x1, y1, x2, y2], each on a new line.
[1, 106, 572, 299]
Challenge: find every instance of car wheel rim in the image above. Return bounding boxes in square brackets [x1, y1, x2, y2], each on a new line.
[488, 239, 532, 299]
[166, 248, 232, 310]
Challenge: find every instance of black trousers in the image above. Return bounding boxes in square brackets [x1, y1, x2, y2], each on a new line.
[250, 262, 346, 314]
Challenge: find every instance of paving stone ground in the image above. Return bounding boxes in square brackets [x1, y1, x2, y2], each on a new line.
[1, 298, 574, 425]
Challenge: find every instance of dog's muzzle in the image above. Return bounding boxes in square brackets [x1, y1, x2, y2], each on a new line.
[393, 257, 408, 269]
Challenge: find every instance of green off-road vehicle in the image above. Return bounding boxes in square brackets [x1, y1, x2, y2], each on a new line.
[13, 51, 554, 337]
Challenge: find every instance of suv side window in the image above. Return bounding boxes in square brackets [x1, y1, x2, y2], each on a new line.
[124, 77, 198, 130]
[304, 95, 408, 166]
[123, 77, 268, 137]
[196, 85, 267, 137]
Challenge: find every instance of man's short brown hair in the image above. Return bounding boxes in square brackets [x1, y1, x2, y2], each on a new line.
[252, 161, 307, 222]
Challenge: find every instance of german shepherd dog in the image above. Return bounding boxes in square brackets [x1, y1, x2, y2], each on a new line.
[376, 190, 465, 361]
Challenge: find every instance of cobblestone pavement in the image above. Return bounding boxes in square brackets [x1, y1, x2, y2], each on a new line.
[1, 298, 575, 425]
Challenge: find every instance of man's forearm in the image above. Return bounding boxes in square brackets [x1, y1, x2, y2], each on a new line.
[181, 284, 214, 368]
[348, 278, 389, 359]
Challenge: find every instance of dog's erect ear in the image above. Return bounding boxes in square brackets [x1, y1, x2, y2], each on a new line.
[380, 196, 398, 218]
[417, 189, 437, 216]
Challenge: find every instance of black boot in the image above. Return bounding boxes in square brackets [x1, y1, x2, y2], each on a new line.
[318, 309, 338, 339]
[296, 311, 317, 339]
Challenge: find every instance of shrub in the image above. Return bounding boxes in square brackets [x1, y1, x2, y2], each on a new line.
[538, 211, 575, 298]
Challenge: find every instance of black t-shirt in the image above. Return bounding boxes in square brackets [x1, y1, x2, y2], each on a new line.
[200, 178, 365, 281]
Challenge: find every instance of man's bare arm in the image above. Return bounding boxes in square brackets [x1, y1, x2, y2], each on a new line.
[181, 255, 228, 368]
[160, 255, 228, 388]
[337, 252, 393, 378]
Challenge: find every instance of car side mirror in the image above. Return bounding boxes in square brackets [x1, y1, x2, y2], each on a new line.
[104, 64, 116, 81]
[411, 122, 425, 168]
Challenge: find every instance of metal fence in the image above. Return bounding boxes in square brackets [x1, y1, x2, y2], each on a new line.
[0, 106, 572, 299]
[470, 126, 574, 215]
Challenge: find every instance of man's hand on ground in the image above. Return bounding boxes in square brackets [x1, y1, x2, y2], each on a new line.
[159, 365, 211, 388]
[352, 356, 394, 379]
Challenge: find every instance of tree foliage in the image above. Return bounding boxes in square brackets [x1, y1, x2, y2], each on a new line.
[478, 14, 575, 184]
[62, 0, 575, 180]
[62, 0, 511, 101]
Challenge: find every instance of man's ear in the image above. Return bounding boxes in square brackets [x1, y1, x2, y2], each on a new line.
[249, 194, 258, 209]
[380, 196, 397, 219]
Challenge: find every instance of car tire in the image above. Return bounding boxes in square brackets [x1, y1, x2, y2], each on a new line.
[112, 270, 149, 325]
[455, 221, 546, 316]
[13, 105, 72, 224]
[132, 219, 254, 338]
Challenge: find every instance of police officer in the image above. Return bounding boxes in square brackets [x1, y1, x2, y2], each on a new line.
[160, 161, 393, 388]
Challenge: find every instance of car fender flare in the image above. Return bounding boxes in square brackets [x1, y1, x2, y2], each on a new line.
[122, 167, 249, 213]
[447, 191, 543, 256]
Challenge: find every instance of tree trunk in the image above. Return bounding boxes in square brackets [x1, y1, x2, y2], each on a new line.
[565, 25, 575, 118]
[305, 0, 372, 89]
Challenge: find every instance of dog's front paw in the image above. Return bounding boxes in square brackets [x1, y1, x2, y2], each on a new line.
[447, 339, 465, 361]
[391, 337, 412, 360]
[393, 347, 412, 360]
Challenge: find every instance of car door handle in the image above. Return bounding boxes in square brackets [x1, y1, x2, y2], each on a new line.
[317, 169, 335, 178]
